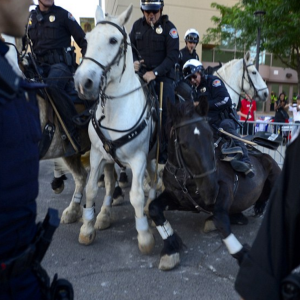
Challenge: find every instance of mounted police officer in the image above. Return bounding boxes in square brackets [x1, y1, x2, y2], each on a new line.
[183, 59, 254, 178]
[25, 0, 88, 191]
[129, 0, 179, 164]
[177, 28, 200, 81]
[0, 0, 72, 299]
[25, 0, 87, 154]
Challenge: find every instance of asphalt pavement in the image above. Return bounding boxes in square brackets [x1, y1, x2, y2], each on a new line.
[37, 160, 262, 300]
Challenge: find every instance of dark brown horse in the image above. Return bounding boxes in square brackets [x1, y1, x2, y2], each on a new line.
[149, 100, 281, 270]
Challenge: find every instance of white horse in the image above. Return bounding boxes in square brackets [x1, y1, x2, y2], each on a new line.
[214, 52, 269, 108]
[72, 5, 156, 253]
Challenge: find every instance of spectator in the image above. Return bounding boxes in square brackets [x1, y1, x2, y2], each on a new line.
[237, 93, 257, 135]
[274, 92, 289, 137]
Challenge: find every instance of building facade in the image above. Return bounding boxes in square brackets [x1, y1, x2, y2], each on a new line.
[104, 0, 299, 112]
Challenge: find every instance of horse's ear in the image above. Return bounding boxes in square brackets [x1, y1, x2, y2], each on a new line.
[117, 4, 133, 26]
[95, 5, 105, 24]
[195, 95, 209, 117]
[244, 51, 251, 63]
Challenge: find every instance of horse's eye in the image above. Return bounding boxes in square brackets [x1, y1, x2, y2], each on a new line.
[109, 38, 118, 44]
[252, 71, 257, 75]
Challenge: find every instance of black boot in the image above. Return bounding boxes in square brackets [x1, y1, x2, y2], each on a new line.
[230, 159, 254, 178]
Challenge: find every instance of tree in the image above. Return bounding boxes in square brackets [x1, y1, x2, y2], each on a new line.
[202, 0, 300, 93]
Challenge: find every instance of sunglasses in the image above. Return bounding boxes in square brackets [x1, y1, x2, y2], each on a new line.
[145, 10, 159, 14]
[190, 74, 198, 80]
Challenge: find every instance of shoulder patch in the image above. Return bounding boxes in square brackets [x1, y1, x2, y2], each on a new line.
[68, 12, 75, 21]
[169, 28, 178, 39]
[212, 79, 221, 87]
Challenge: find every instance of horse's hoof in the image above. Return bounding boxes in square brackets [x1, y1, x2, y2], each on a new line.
[95, 206, 111, 230]
[159, 253, 180, 271]
[203, 218, 216, 233]
[112, 186, 125, 206]
[51, 175, 67, 194]
[138, 231, 155, 254]
[61, 205, 83, 224]
[119, 172, 130, 188]
[79, 224, 96, 245]
[97, 174, 105, 188]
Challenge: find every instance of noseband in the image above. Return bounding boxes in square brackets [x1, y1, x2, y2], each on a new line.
[171, 117, 216, 180]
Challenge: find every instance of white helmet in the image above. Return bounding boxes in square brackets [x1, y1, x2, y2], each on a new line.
[182, 59, 204, 80]
[184, 28, 200, 44]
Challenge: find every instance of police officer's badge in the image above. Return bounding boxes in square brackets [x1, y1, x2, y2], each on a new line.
[156, 25, 163, 34]
[200, 87, 206, 93]
[49, 15, 55, 22]
[28, 18, 32, 26]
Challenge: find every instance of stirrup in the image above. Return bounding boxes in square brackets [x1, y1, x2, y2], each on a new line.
[220, 146, 243, 162]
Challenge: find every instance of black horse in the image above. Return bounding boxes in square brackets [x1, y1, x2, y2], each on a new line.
[149, 100, 281, 270]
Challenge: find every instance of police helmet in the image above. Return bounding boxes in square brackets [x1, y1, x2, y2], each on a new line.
[182, 59, 204, 80]
[184, 29, 200, 45]
[140, 0, 164, 11]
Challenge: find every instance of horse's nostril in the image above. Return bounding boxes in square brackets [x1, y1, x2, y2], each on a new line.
[264, 92, 268, 98]
[84, 79, 93, 90]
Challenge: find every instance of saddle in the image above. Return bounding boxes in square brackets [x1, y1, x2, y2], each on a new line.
[243, 131, 282, 150]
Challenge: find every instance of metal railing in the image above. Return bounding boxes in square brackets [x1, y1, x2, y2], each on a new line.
[238, 120, 300, 167]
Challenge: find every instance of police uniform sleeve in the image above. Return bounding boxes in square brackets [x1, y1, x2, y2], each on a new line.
[63, 10, 87, 55]
[153, 21, 179, 77]
[129, 21, 140, 63]
[207, 76, 232, 111]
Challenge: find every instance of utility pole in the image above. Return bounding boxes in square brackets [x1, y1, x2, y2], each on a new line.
[254, 10, 266, 71]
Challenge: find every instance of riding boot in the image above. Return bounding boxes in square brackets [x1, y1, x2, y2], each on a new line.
[230, 157, 254, 178]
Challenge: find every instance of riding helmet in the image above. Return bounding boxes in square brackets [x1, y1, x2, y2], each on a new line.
[184, 28, 200, 45]
[140, 0, 164, 11]
[183, 59, 204, 80]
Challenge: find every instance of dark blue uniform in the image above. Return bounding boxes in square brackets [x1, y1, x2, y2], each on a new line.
[178, 47, 199, 81]
[196, 75, 250, 164]
[0, 41, 42, 300]
[27, 4, 87, 92]
[129, 15, 179, 161]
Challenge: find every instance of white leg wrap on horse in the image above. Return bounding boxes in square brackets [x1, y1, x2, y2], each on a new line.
[135, 216, 148, 232]
[83, 207, 94, 221]
[156, 221, 174, 240]
[73, 193, 82, 204]
[103, 195, 112, 206]
[148, 189, 156, 200]
[222, 233, 243, 254]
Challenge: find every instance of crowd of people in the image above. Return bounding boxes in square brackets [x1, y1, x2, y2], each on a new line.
[1, 0, 299, 299]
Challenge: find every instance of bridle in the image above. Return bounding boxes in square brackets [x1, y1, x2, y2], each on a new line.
[165, 116, 216, 214]
[216, 58, 268, 102]
[171, 117, 216, 180]
[80, 20, 132, 101]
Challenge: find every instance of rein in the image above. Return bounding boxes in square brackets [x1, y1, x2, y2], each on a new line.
[166, 117, 216, 214]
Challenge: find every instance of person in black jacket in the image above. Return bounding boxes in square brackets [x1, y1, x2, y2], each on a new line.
[129, 0, 179, 164]
[177, 28, 199, 81]
[0, 0, 46, 299]
[183, 59, 254, 178]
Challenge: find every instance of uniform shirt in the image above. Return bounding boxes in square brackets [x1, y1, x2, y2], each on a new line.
[0, 40, 42, 259]
[129, 15, 179, 80]
[28, 5, 87, 57]
[239, 99, 257, 121]
[178, 46, 199, 77]
[196, 75, 232, 124]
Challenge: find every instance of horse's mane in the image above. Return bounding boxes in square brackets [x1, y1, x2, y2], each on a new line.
[169, 101, 195, 122]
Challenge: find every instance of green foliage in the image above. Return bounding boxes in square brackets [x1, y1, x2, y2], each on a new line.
[203, 0, 300, 73]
